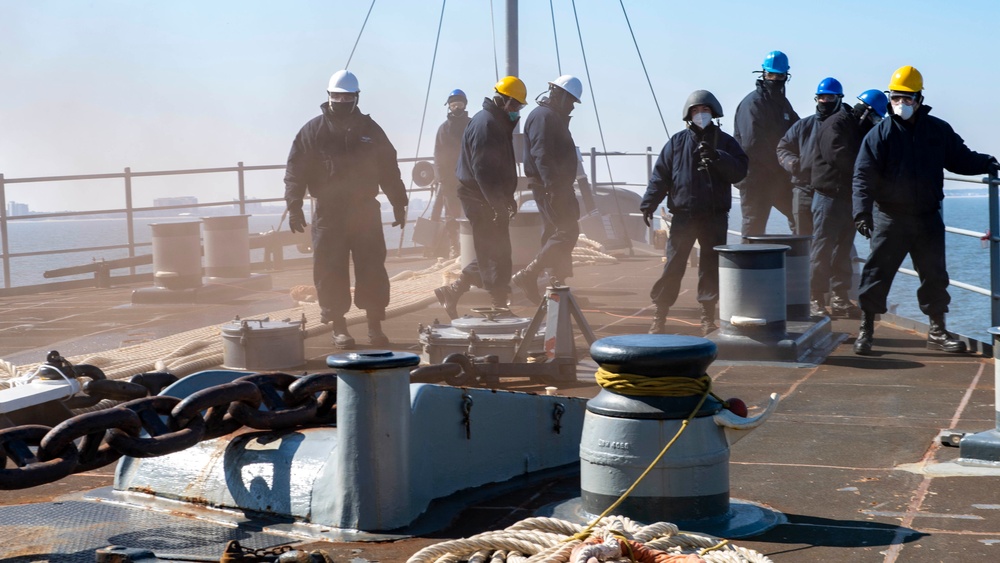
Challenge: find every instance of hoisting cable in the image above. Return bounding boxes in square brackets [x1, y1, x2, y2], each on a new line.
[344, 0, 377, 69]
[549, 0, 562, 75]
[570, 0, 634, 256]
[619, 0, 668, 137]
[395, 0, 448, 255]
[489, 0, 500, 81]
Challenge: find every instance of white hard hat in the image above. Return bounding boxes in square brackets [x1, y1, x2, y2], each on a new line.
[328, 70, 360, 93]
[549, 75, 583, 103]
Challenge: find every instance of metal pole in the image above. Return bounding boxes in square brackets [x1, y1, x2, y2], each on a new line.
[124, 167, 136, 275]
[990, 174, 999, 327]
[505, 0, 518, 77]
[0, 174, 9, 288]
[646, 146, 653, 183]
[237, 161, 246, 215]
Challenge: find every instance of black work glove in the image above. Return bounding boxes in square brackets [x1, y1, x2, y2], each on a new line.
[642, 209, 653, 228]
[392, 205, 407, 228]
[697, 141, 718, 162]
[506, 198, 518, 221]
[989, 156, 999, 176]
[287, 206, 307, 234]
[855, 213, 873, 239]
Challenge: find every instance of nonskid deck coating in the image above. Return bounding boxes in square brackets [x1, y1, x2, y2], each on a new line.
[1, 248, 998, 562]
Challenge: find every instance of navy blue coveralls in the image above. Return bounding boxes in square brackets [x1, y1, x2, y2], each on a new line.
[456, 98, 519, 298]
[776, 113, 819, 235]
[853, 104, 992, 315]
[734, 80, 799, 236]
[810, 105, 871, 300]
[284, 103, 408, 323]
[640, 124, 749, 308]
[522, 99, 580, 280]
[432, 110, 471, 242]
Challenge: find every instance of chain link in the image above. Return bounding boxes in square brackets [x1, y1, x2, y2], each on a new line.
[0, 371, 339, 490]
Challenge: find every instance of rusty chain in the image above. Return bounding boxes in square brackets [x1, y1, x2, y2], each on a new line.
[0, 371, 338, 490]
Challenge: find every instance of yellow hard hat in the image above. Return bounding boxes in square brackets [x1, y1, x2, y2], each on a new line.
[494, 76, 527, 105]
[888, 65, 923, 93]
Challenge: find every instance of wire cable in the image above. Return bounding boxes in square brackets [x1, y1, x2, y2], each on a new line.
[619, 0, 668, 137]
[549, 0, 562, 75]
[489, 0, 500, 81]
[396, 0, 448, 254]
[344, 0, 377, 69]
[570, 0, 634, 256]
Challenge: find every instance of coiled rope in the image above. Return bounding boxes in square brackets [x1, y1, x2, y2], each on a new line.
[405, 515, 773, 563]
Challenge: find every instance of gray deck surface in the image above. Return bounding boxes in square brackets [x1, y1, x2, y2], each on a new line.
[1, 247, 998, 562]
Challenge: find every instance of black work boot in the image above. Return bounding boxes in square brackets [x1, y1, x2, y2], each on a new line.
[648, 305, 668, 334]
[331, 317, 356, 350]
[927, 314, 967, 353]
[700, 302, 718, 336]
[512, 260, 542, 305]
[434, 276, 470, 320]
[830, 293, 862, 319]
[490, 291, 510, 311]
[853, 310, 875, 355]
[810, 294, 828, 318]
[367, 316, 390, 348]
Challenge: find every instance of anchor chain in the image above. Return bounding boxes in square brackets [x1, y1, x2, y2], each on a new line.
[0, 371, 338, 490]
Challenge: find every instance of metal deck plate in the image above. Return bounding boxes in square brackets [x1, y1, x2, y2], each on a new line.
[0, 498, 295, 562]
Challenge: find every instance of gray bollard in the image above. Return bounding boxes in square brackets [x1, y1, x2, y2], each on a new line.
[742, 235, 812, 321]
[580, 334, 726, 522]
[714, 244, 789, 340]
[325, 350, 421, 531]
[958, 327, 1000, 463]
[203, 215, 251, 279]
[150, 221, 202, 290]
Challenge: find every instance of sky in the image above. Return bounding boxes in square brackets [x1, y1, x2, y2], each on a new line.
[1, 0, 998, 212]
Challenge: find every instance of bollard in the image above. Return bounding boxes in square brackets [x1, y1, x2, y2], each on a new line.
[325, 350, 421, 530]
[958, 327, 1000, 463]
[714, 244, 789, 340]
[742, 234, 812, 321]
[149, 221, 202, 290]
[580, 335, 726, 522]
[202, 215, 251, 279]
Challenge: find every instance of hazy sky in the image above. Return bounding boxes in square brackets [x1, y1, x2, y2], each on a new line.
[2, 0, 997, 212]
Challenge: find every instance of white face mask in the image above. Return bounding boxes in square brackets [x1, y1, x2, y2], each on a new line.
[892, 102, 915, 120]
[690, 112, 713, 129]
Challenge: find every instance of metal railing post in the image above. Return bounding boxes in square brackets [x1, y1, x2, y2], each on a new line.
[990, 174, 1000, 328]
[646, 146, 653, 183]
[237, 161, 246, 215]
[0, 173, 9, 288]
[124, 167, 136, 275]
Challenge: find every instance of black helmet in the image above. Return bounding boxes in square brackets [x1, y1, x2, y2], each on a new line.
[682, 90, 723, 120]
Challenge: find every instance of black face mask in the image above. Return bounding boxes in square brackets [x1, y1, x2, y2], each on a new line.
[762, 79, 786, 96]
[448, 109, 468, 119]
[329, 101, 356, 117]
[816, 99, 840, 118]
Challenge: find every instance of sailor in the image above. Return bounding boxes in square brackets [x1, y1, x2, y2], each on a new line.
[776, 78, 828, 236]
[641, 90, 749, 335]
[434, 76, 527, 319]
[734, 50, 800, 236]
[853, 66, 999, 355]
[283, 69, 408, 349]
[430, 88, 472, 259]
[512, 75, 584, 305]
[808, 84, 887, 319]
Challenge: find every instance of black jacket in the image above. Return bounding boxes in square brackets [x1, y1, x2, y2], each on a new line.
[456, 98, 519, 211]
[522, 100, 578, 191]
[284, 103, 407, 212]
[812, 105, 872, 200]
[433, 111, 471, 186]
[853, 105, 992, 217]
[640, 124, 749, 216]
[734, 80, 799, 191]
[776, 113, 819, 188]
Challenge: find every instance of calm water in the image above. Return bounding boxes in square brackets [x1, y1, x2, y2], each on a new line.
[3, 196, 997, 341]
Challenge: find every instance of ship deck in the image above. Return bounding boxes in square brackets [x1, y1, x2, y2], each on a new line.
[2, 246, 999, 562]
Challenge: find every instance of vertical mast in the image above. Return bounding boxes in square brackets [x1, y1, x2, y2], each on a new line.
[505, 0, 518, 77]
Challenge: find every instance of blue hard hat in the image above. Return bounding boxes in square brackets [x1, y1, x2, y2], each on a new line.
[857, 89, 889, 117]
[816, 77, 844, 96]
[762, 50, 790, 74]
[446, 89, 467, 105]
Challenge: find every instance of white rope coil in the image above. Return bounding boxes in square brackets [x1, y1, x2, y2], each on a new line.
[405, 515, 773, 563]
